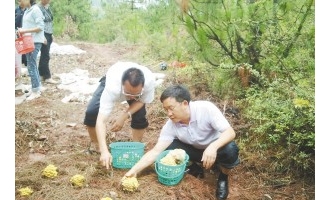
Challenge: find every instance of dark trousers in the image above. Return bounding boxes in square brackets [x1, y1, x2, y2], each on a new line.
[167, 139, 240, 169]
[38, 33, 53, 79]
[22, 54, 27, 66]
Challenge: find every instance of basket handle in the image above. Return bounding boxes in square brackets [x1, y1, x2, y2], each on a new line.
[15, 29, 22, 38]
[15, 31, 29, 39]
[154, 163, 158, 173]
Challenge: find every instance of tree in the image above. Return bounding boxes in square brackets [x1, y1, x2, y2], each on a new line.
[51, 0, 93, 39]
[177, 0, 315, 174]
[179, 0, 314, 78]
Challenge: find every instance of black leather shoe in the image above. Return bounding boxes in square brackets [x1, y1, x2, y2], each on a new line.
[216, 171, 229, 200]
[186, 162, 204, 178]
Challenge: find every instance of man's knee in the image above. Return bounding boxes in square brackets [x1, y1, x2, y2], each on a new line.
[130, 104, 148, 129]
[84, 106, 99, 127]
[216, 141, 240, 168]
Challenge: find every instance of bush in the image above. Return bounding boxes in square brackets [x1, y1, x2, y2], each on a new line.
[237, 79, 314, 174]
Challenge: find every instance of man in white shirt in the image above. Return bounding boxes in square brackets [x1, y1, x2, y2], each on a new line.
[123, 84, 240, 200]
[83, 61, 156, 169]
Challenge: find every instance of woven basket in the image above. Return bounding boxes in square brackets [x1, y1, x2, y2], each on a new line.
[15, 33, 35, 54]
[155, 150, 189, 179]
[109, 142, 145, 169]
[155, 166, 185, 186]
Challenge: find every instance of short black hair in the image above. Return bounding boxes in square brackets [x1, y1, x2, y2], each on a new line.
[160, 85, 191, 103]
[121, 67, 145, 87]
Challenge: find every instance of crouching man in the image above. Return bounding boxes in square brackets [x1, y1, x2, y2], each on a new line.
[83, 61, 156, 169]
[122, 84, 240, 200]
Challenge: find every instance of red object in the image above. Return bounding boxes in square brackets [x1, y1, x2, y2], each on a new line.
[170, 61, 187, 68]
[15, 33, 35, 54]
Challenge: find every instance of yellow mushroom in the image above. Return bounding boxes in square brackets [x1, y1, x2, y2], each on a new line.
[18, 187, 33, 197]
[70, 174, 86, 187]
[121, 177, 139, 192]
[42, 164, 58, 178]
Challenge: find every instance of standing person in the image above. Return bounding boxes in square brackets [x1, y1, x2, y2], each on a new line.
[38, 0, 57, 84]
[123, 85, 240, 200]
[15, 0, 27, 67]
[17, 0, 45, 101]
[83, 61, 156, 168]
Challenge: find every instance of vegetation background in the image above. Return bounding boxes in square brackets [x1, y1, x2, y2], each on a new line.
[13, 0, 316, 198]
[51, 0, 315, 178]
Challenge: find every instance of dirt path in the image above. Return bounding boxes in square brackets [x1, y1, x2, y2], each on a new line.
[15, 41, 314, 199]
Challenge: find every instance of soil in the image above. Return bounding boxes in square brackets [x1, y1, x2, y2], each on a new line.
[15, 41, 315, 200]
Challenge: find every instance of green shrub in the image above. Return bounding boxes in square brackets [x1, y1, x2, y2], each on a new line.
[237, 79, 314, 174]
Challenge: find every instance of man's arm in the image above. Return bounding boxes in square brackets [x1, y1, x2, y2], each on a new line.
[210, 127, 236, 149]
[95, 112, 111, 169]
[110, 101, 145, 132]
[127, 101, 144, 114]
[202, 127, 236, 169]
[123, 140, 172, 178]
[96, 100, 147, 168]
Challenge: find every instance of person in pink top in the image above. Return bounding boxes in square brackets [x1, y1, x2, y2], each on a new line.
[123, 84, 240, 200]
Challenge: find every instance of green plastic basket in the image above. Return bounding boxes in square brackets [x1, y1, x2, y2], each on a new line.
[109, 142, 145, 169]
[155, 150, 189, 178]
[155, 165, 185, 186]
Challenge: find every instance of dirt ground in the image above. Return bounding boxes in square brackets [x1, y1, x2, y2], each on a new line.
[15, 41, 315, 200]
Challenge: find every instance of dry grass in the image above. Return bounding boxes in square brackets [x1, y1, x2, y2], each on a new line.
[15, 102, 218, 199]
[15, 41, 314, 200]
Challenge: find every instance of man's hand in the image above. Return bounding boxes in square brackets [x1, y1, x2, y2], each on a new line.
[110, 112, 129, 132]
[122, 170, 137, 181]
[99, 150, 112, 170]
[201, 144, 218, 169]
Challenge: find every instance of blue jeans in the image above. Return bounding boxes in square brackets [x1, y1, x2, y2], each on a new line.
[26, 43, 42, 92]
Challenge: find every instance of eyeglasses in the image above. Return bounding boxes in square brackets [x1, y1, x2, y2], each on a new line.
[164, 102, 182, 113]
[122, 86, 144, 100]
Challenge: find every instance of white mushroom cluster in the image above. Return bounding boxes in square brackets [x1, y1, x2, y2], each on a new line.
[160, 149, 186, 166]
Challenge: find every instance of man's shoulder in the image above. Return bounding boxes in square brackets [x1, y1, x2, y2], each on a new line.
[191, 101, 219, 113]
[191, 100, 214, 106]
